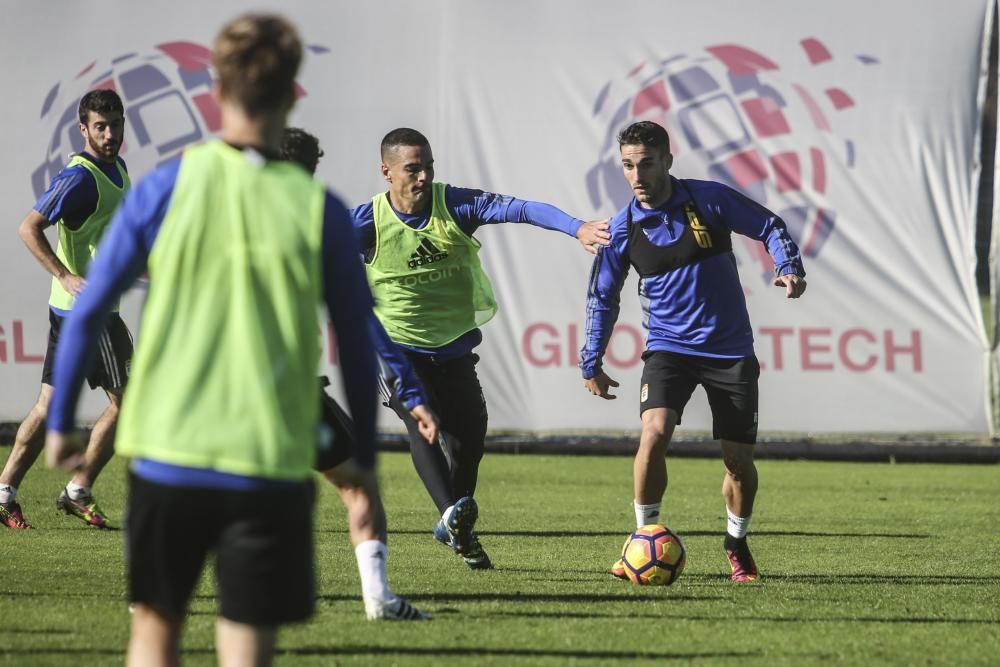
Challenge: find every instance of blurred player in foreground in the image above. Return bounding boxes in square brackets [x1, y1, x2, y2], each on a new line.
[281, 126, 436, 621]
[47, 13, 377, 665]
[580, 121, 807, 583]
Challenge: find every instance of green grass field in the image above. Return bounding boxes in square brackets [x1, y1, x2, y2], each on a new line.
[1, 450, 998, 666]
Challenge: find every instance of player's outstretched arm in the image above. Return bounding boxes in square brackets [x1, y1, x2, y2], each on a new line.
[576, 219, 611, 255]
[452, 187, 610, 253]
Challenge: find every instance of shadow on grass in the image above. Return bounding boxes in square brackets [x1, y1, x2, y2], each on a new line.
[317, 591, 717, 604]
[582, 571, 1000, 587]
[671, 613, 1000, 626]
[1, 591, 127, 601]
[188, 609, 217, 616]
[0, 646, 758, 661]
[483, 609, 1000, 625]
[0, 649, 127, 657]
[279, 645, 760, 660]
[681, 572, 997, 585]
[379, 529, 931, 539]
[18, 524, 122, 532]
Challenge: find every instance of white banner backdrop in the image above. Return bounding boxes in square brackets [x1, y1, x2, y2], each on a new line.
[0, 1, 993, 434]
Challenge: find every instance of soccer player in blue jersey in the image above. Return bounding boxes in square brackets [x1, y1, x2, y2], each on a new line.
[581, 121, 807, 583]
[0, 89, 131, 530]
[46, 14, 381, 664]
[355, 127, 611, 569]
[281, 126, 435, 621]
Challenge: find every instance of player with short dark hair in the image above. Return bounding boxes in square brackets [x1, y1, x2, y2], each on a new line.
[0, 88, 130, 530]
[354, 127, 611, 569]
[46, 13, 379, 663]
[581, 120, 807, 583]
[281, 126, 435, 621]
[77, 89, 126, 125]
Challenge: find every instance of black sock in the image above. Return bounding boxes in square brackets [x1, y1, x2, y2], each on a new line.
[724, 534, 747, 550]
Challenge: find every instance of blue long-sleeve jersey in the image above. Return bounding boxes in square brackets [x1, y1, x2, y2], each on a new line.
[580, 177, 804, 379]
[352, 185, 584, 360]
[47, 149, 383, 473]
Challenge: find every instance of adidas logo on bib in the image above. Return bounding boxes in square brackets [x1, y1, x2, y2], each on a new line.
[408, 238, 449, 269]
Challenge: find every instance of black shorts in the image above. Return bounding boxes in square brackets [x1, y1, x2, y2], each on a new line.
[314, 377, 355, 472]
[639, 351, 759, 444]
[41, 309, 133, 391]
[385, 352, 488, 454]
[126, 473, 316, 626]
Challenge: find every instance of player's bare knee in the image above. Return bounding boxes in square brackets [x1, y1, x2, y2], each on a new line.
[639, 430, 670, 458]
[639, 413, 672, 449]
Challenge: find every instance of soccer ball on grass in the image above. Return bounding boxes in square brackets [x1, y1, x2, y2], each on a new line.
[621, 524, 686, 586]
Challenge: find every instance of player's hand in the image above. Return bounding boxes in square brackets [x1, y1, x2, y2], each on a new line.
[45, 430, 85, 471]
[576, 219, 611, 255]
[59, 273, 86, 296]
[583, 371, 619, 400]
[410, 404, 439, 444]
[773, 273, 807, 298]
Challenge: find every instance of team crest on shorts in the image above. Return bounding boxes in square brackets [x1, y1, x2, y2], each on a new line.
[640, 384, 649, 402]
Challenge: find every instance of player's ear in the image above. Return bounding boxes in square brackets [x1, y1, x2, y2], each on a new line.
[381, 163, 391, 183]
[664, 152, 674, 171]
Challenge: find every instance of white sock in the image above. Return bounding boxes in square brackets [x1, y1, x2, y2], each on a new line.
[66, 482, 91, 501]
[0, 485, 16, 504]
[727, 508, 751, 539]
[355, 540, 392, 607]
[634, 501, 661, 528]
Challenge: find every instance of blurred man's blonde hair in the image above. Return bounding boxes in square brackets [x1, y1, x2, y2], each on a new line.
[213, 13, 302, 117]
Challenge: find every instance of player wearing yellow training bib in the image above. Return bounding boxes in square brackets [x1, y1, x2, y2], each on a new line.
[353, 127, 612, 570]
[0, 89, 131, 531]
[46, 14, 382, 664]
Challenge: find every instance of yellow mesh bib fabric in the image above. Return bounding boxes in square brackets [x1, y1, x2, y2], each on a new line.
[49, 154, 130, 311]
[117, 141, 326, 480]
[366, 182, 497, 348]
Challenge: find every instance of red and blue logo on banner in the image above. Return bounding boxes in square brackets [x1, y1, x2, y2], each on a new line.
[33, 41, 328, 198]
[586, 38, 878, 285]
